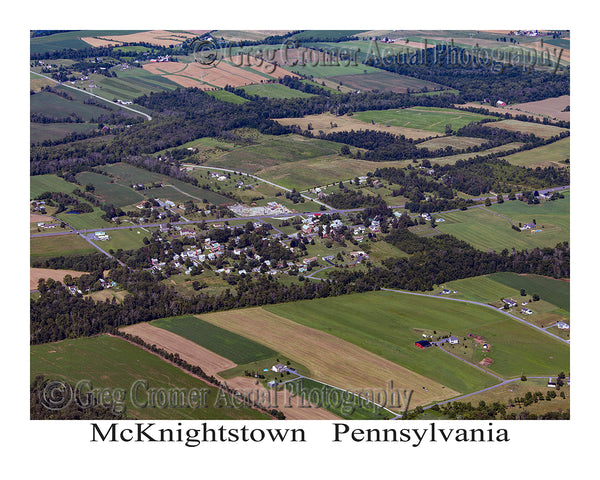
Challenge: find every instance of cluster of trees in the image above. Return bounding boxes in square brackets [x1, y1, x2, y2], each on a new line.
[31, 252, 118, 272]
[366, 47, 570, 104]
[30, 376, 125, 420]
[436, 156, 570, 196]
[325, 189, 388, 210]
[328, 228, 569, 291]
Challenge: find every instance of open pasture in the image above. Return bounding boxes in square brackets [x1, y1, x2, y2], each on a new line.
[352, 107, 496, 133]
[30, 91, 109, 121]
[30, 335, 269, 420]
[76, 171, 144, 207]
[241, 83, 315, 99]
[201, 134, 345, 174]
[327, 71, 448, 94]
[274, 112, 437, 140]
[31, 123, 98, 144]
[30, 174, 78, 198]
[434, 201, 569, 252]
[500, 137, 570, 167]
[488, 119, 568, 139]
[505, 95, 570, 122]
[83, 30, 197, 48]
[30, 234, 97, 261]
[265, 290, 569, 384]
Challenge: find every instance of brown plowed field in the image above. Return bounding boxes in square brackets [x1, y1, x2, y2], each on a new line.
[120, 322, 339, 420]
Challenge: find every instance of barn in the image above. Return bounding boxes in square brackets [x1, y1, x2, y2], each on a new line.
[415, 340, 432, 349]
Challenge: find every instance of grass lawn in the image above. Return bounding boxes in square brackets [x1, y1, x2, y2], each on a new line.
[265, 291, 569, 389]
[30, 335, 269, 420]
[30, 234, 97, 261]
[352, 106, 496, 133]
[151, 315, 277, 365]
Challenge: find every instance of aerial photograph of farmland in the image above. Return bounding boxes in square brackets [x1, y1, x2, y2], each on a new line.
[30, 28, 571, 424]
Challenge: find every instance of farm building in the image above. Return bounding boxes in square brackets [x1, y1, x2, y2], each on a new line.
[271, 363, 287, 373]
[496, 100, 506, 106]
[503, 298, 517, 307]
[448, 336, 459, 344]
[557, 321, 570, 330]
[414, 340, 432, 349]
[547, 378, 557, 388]
[267, 380, 278, 388]
[521, 308, 533, 315]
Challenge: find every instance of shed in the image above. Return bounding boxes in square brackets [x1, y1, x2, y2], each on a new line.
[415, 340, 432, 349]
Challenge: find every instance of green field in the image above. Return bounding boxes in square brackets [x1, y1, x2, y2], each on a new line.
[434, 194, 569, 252]
[151, 315, 277, 365]
[501, 137, 570, 167]
[30, 174, 78, 198]
[202, 133, 345, 174]
[30, 30, 144, 54]
[327, 71, 448, 94]
[30, 122, 99, 143]
[241, 83, 315, 99]
[55, 208, 113, 230]
[30, 234, 97, 260]
[30, 335, 270, 420]
[76, 171, 144, 207]
[205, 89, 249, 104]
[89, 68, 180, 102]
[489, 272, 569, 311]
[265, 291, 569, 389]
[97, 163, 231, 205]
[90, 227, 151, 251]
[30, 91, 109, 121]
[352, 106, 497, 133]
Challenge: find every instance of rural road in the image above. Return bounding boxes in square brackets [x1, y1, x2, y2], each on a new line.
[31, 71, 152, 121]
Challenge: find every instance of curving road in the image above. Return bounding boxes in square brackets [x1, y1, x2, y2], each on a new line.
[31, 71, 152, 120]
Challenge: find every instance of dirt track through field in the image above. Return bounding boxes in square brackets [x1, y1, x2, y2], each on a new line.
[196, 307, 460, 407]
[120, 322, 339, 419]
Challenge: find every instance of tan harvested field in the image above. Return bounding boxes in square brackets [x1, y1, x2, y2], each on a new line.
[196, 307, 460, 407]
[80, 37, 123, 48]
[120, 322, 339, 419]
[274, 113, 438, 140]
[86, 289, 129, 303]
[505, 95, 570, 122]
[212, 30, 290, 42]
[489, 119, 568, 139]
[457, 102, 546, 121]
[90, 30, 197, 47]
[30, 268, 84, 291]
[143, 60, 273, 89]
[227, 56, 300, 79]
[120, 323, 236, 376]
[30, 213, 56, 223]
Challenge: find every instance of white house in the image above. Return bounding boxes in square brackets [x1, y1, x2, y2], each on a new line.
[448, 336, 459, 345]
